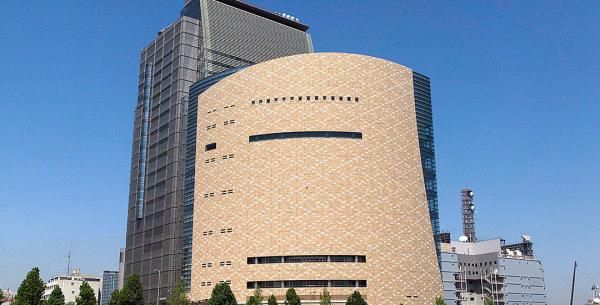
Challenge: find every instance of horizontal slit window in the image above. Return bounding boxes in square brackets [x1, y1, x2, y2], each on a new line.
[249, 131, 362, 142]
[248, 255, 366, 264]
[246, 280, 366, 289]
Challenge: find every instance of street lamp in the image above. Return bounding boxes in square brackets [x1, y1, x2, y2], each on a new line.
[153, 269, 161, 305]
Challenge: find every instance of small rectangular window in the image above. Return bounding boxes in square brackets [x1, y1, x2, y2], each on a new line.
[251, 101, 255, 105]
[298, 96, 302, 101]
[282, 97, 286, 101]
[347, 97, 351, 101]
[205, 143, 216, 151]
[274, 97, 278, 101]
[355, 97, 359, 102]
[315, 96, 319, 100]
[306, 96, 310, 101]
[290, 96, 294, 101]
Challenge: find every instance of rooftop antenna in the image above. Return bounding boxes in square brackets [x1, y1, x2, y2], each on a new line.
[67, 250, 71, 275]
[570, 261, 577, 305]
[461, 189, 476, 242]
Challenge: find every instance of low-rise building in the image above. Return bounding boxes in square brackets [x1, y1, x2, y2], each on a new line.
[44, 269, 100, 303]
[441, 235, 547, 305]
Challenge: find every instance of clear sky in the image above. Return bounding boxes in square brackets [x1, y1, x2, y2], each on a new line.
[0, 1, 598, 304]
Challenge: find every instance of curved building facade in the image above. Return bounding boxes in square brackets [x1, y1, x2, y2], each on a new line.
[190, 53, 442, 304]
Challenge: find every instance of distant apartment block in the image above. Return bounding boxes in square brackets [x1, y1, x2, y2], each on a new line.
[43, 269, 100, 304]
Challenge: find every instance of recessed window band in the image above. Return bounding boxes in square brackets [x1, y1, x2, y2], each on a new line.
[249, 131, 362, 142]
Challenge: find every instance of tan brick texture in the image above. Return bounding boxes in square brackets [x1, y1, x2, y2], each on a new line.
[190, 53, 442, 305]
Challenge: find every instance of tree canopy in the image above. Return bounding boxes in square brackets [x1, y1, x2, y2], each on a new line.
[345, 291, 367, 305]
[319, 289, 331, 305]
[284, 288, 300, 305]
[206, 283, 237, 305]
[108, 290, 121, 305]
[120, 274, 144, 305]
[46, 287, 66, 305]
[167, 281, 190, 305]
[76, 282, 97, 305]
[13, 267, 45, 305]
[267, 295, 278, 305]
[436, 297, 447, 305]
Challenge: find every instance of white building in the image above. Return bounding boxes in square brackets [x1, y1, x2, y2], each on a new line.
[44, 269, 100, 304]
[440, 235, 547, 305]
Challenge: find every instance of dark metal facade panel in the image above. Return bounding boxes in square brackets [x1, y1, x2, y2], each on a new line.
[413, 71, 441, 264]
[125, 0, 313, 303]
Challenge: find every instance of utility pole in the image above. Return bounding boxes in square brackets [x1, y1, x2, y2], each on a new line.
[569, 261, 577, 305]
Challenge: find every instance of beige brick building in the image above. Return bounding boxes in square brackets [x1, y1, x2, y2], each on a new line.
[190, 53, 442, 304]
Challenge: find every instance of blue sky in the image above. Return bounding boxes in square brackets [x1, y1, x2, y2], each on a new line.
[0, 1, 598, 304]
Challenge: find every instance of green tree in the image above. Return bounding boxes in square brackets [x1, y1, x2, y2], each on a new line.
[76, 282, 96, 305]
[46, 287, 66, 305]
[319, 289, 331, 305]
[167, 281, 190, 305]
[483, 299, 495, 305]
[13, 267, 45, 305]
[283, 288, 300, 305]
[345, 291, 367, 305]
[1, 290, 5, 305]
[108, 290, 121, 305]
[120, 274, 144, 305]
[436, 297, 446, 305]
[245, 296, 258, 305]
[267, 295, 278, 305]
[206, 283, 236, 305]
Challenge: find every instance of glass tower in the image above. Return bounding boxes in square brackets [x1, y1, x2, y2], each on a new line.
[124, 1, 313, 304]
[413, 72, 441, 261]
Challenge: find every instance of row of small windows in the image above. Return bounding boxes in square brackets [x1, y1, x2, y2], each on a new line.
[250, 95, 359, 105]
[201, 261, 231, 268]
[206, 120, 235, 130]
[205, 154, 234, 164]
[460, 261, 497, 267]
[202, 189, 233, 198]
[247, 280, 367, 289]
[201, 228, 233, 235]
[206, 104, 236, 115]
[247, 255, 366, 264]
[201, 280, 231, 287]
